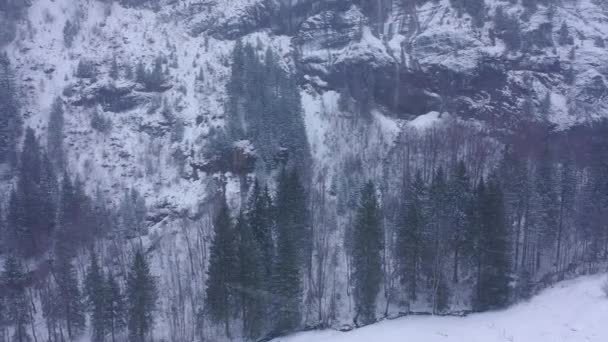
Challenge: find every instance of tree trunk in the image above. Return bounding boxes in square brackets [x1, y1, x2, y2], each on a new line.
[452, 247, 459, 283]
[556, 198, 565, 273]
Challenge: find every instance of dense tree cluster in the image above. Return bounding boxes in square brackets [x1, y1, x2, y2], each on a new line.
[0, 53, 21, 165]
[135, 56, 168, 92]
[351, 182, 383, 325]
[205, 168, 309, 340]
[76, 58, 97, 79]
[225, 40, 310, 172]
[0, 108, 156, 340]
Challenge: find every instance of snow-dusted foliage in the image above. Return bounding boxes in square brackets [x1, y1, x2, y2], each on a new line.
[2, 0, 608, 341]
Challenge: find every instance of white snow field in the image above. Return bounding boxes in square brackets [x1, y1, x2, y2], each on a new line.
[274, 275, 608, 342]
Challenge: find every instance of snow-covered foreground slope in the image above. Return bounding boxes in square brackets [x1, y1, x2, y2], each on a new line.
[275, 275, 608, 342]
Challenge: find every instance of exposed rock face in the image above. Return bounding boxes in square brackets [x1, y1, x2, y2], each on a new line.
[3, 0, 607, 254]
[5, 0, 608, 233]
[249, 0, 608, 129]
[71, 80, 152, 112]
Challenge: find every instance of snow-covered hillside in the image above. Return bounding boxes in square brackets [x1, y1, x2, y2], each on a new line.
[275, 274, 608, 342]
[5, 0, 608, 213]
[5, 0, 608, 216]
[3, 1, 608, 341]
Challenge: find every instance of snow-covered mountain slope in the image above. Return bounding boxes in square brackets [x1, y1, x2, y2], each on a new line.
[274, 274, 608, 342]
[6, 0, 608, 213]
[3, 0, 608, 339]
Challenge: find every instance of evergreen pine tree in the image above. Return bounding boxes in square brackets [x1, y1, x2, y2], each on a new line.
[105, 272, 126, 342]
[236, 213, 266, 340]
[580, 125, 608, 261]
[474, 177, 511, 311]
[0, 204, 3, 254]
[556, 157, 576, 273]
[7, 189, 29, 257]
[351, 181, 383, 325]
[0, 276, 4, 339]
[498, 146, 528, 271]
[47, 96, 65, 170]
[224, 42, 310, 171]
[271, 169, 304, 334]
[119, 189, 147, 239]
[226, 39, 246, 140]
[247, 180, 274, 281]
[539, 92, 552, 119]
[447, 161, 472, 283]
[396, 171, 426, 303]
[434, 273, 450, 314]
[127, 249, 157, 342]
[0, 53, 22, 165]
[53, 244, 86, 339]
[9, 128, 55, 257]
[110, 56, 120, 80]
[135, 60, 146, 85]
[428, 167, 450, 314]
[57, 174, 81, 258]
[2, 255, 30, 342]
[534, 147, 559, 269]
[40, 152, 58, 224]
[558, 22, 574, 46]
[279, 170, 311, 270]
[124, 63, 134, 80]
[85, 252, 106, 342]
[205, 200, 238, 337]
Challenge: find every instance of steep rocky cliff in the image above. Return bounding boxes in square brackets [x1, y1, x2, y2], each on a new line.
[6, 0, 608, 209]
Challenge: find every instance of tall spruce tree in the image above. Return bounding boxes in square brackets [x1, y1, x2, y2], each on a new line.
[474, 177, 511, 311]
[8, 128, 55, 258]
[247, 180, 274, 283]
[275, 170, 310, 271]
[534, 147, 559, 269]
[47, 96, 65, 170]
[53, 242, 86, 339]
[127, 249, 157, 342]
[236, 213, 266, 340]
[85, 252, 106, 342]
[272, 169, 304, 334]
[396, 171, 426, 303]
[0, 275, 4, 340]
[105, 272, 126, 342]
[205, 199, 238, 337]
[428, 168, 450, 313]
[109, 56, 120, 80]
[447, 161, 472, 283]
[556, 157, 576, 273]
[7, 189, 28, 257]
[580, 127, 608, 261]
[351, 181, 383, 325]
[119, 189, 147, 239]
[2, 255, 30, 342]
[0, 53, 22, 165]
[57, 174, 87, 258]
[498, 146, 528, 271]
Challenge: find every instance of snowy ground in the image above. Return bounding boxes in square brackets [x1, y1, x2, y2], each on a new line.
[274, 275, 608, 342]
